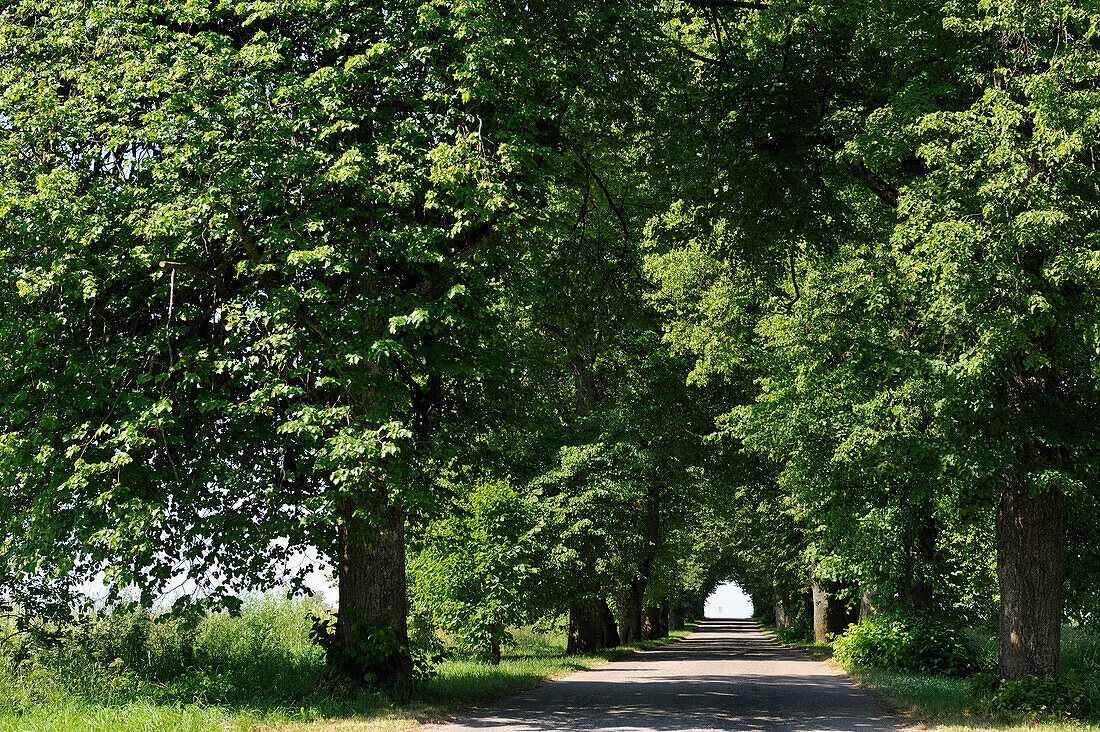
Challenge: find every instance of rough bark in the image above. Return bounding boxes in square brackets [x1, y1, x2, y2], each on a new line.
[812, 581, 858, 643]
[996, 479, 1063, 680]
[572, 357, 598, 417]
[568, 598, 619, 654]
[331, 500, 412, 685]
[774, 602, 790, 629]
[859, 589, 876, 622]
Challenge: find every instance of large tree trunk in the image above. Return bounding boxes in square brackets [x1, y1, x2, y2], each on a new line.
[572, 357, 598, 417]
[859, 589, 876, 622]
[331, 500, 412, 686]
[812, 580, 858, 643]
[996, 479, 1063, 680]
[774, 600, 791, 629]
[568, 599, 618, 654]
[900, 490, 937, 614]
[620, 577, 646, 643]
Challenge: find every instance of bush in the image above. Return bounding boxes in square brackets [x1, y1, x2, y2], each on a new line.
[967, 672, 1096, 719]
[774, 621, 812, 644]
[832, 613, 979, 676]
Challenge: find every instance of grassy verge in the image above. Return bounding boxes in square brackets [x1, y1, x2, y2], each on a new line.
[278, 626, 694, 732]
[760, 622, 1100, 732]
[0, 598, 693, 732]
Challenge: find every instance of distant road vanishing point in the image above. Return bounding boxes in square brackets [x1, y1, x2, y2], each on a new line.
[431, 619, 908, 732]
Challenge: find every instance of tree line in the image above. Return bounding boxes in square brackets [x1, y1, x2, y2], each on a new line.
[1, 0, 1098, 688]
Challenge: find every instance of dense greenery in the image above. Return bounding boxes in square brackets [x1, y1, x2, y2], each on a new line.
[1, 0, 1099, 709]
[0, 595, 692, 731]
[832, 613, 979, 677]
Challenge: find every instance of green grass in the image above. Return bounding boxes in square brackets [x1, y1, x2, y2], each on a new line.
[0, 598, 693, 732]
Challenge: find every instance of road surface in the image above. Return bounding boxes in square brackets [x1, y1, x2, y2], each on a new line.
[432, 618, 907, 732]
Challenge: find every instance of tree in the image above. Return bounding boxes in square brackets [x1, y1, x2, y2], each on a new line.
[409, 481, 540, 665]
[645, 0, 1100, 679]
[0, 0, 561, 685]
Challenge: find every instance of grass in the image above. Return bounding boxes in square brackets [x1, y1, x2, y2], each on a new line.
[761, 620, 1100, 732]
[0, 598, 692, 732]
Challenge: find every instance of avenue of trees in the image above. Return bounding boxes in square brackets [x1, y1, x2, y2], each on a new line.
[2, 0, 1099, 688]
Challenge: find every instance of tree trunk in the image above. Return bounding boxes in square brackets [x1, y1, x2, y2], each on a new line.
[996, 479, 1063, 680]
[572, 357, 598, 417]
[812, 581, 857, 643]
[331, 500, 412, 686]
[642, 606, 662, 640]
[775, 585, 802, 630]
[751, 593, 775, 623]
[659, 604, 670, 638]
[859, 589, 876, 622]
[568, 598, 618, 654]
[601, 598, 620, 648]
[489, 614, 503, 665]
[670, 604, 685, 630]
[774, 598, 791, 629]
[620, 577, 646, 643]
[900, 492, 937, 614]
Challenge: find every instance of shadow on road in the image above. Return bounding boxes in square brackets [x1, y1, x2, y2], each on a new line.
[643, 619, 809, 663]
[438, 617, 901, 732]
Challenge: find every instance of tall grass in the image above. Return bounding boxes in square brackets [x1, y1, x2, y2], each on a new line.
[0, 596, 691, 732]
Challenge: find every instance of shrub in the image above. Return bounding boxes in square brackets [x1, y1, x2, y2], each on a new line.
[968, 672, 1095, 719]
[774, 621, 812, 643]
[832, 612, 979, 676]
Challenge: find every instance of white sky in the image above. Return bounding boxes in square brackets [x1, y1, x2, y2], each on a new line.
[704, 581, 753, 618]
[79, 548, 338, 608]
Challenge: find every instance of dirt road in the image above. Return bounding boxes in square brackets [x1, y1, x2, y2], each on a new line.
[432, 618, 907, 732]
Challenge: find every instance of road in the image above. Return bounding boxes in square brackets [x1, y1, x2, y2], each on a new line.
[432, 618, 907, 732]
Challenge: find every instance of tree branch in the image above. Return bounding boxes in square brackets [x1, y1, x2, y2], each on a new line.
[573, 148, 631, 242]
[158, 261, 228, 298]
[785, 246, 801, 313]
[845, 161, 899, 209]
[210, 201, 263, 263]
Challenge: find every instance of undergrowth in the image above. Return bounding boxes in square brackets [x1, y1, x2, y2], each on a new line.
[829, 619, 1100, 729]
[0, 596, 691, 732]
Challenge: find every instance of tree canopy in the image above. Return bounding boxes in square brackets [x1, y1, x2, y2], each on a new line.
[2, 0, 1099, 686]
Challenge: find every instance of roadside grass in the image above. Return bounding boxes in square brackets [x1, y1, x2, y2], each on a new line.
[0, 597, 693, 732]
[761, 621, 1100, 732]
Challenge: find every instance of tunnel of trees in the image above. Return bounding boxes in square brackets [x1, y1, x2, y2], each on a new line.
[2, 0, 1100, 690]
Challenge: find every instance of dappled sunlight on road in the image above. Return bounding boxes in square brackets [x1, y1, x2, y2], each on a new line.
[431, 619, 908, 732]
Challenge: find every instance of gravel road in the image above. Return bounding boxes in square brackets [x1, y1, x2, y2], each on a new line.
[431, 618, 908, 732]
